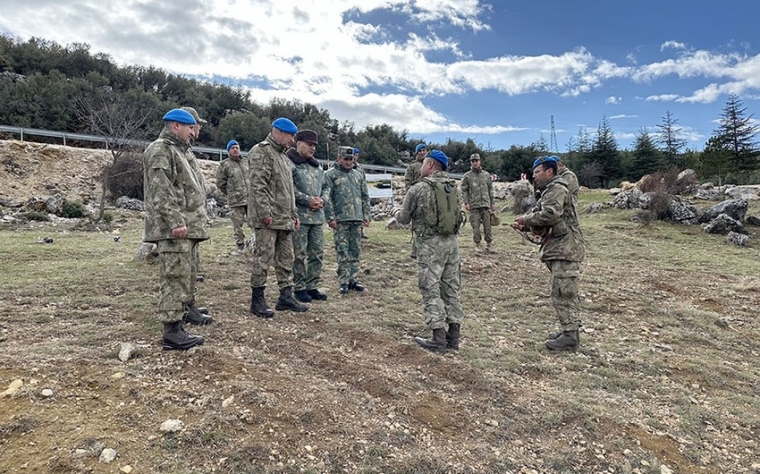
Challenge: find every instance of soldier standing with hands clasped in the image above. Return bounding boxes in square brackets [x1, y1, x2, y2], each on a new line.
[513, 156, 585, 351]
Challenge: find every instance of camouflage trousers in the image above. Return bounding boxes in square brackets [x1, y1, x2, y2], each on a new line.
[250, 227, 294, 289]
[229, 205, 249, 247]
[293, 223, 325, 291]
[156, 239, 199, 323]
[546, 259, 582, 331]
[469, 207, 492, 244]
[333, 221, 363, 285]
[416, 234, 464, 330]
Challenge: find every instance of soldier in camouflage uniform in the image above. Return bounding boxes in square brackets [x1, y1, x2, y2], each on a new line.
[288, 130, 329, 303]
[557, 157, 580, 203]
[393, 150, 464, 353]
[216, 139, 250, 251]
[325, 146, 371, 294]
[247, 118, 308, 317]
[461, 153, 497, 253]
[142, 108, 209, 350]
[404, 143, 427, 259]
[514, 156, 585, 351]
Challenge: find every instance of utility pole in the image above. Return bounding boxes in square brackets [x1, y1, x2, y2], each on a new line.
[550, 115, 558, 154]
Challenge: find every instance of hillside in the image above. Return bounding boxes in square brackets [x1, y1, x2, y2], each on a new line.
[1, 139, 760, 474]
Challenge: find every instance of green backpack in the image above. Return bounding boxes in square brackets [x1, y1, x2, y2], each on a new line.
[422, 177, 462, 235]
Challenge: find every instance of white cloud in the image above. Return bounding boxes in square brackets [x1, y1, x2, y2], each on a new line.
[606, 96, 621, 105]
[660, 40, 687, 51]
[609, 114, 637, 119]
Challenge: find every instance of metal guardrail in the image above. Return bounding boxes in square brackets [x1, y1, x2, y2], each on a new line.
[0, 124, 463, 177]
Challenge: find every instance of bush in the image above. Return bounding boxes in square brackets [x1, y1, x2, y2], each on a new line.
[105, 152, 144, 200]
[20, 211, 49, 222]
[101, 212, 114, 224]
[60, 200, 86, 218]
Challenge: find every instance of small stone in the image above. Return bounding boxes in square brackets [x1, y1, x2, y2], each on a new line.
[222, 395, 234, 408]
[99, 448, 117, 463]
[111, 372, 125, 380]
[120, 465, 133, 473]
[160, 419, 183, 432]
[118, 342, 136, 362]
[41, 389, 53, 397]
[1, 379, 23, 398]
[660, 466, 673, 474]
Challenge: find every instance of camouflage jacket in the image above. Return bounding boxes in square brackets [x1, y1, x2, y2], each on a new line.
[404, 157, 424, 189]
[461, 167, 494, 209]
[559, 166, 580, 201]
[142, 129, 209, 243]
[396, 170, 458, 238]
[523, 175, 585, 262]
[184, 148, 207, 195]
[324, 165, 370, 223]
[247, 133, 297, 230]
[288, 148, 329, 224]
[216, 155, 250, 207]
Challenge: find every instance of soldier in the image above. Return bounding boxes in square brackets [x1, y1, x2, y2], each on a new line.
[142, 108, 209, 350]
[513, 156, 585, 351]
[216, 139, 250, 251]
[404, 143, 427, 259]
[325, 146, 371, 294]
[557, 156, 580, 202]
[248, 117, 308, 317]
[404, 143, 427, 189]
[461, 153, 496, 253]
[351, 147, 369, 240]
[392, 150, 464, 353]
[288, 130, 329, 303]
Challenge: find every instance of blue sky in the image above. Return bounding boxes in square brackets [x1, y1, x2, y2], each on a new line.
[1, 0, 759, 151]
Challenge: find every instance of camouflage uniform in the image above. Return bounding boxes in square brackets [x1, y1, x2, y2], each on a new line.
[143, 129, 209, 323]
[461, 167, 495, 246]
[522, 175, 585, 332]
[395, 170, 464, 331]
[288, 148, 329, 292]
[216, 154, 250, 247]
[325, 164, 370, 285]
[559, 166, 580, 202]
[404, 155, 425, 258]
[248, 133, 297, 290]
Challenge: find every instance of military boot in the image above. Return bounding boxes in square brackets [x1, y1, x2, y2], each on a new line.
[250, 287, 274, 318]
[294, 289, 313, 303]
[183, 301, 214, 326]
[307, 288, 328, 301]
[446, 323, 461, 350]
[162, 321, 204, 350]
[275, 287, 308, 312]
[414, 328, 447, 354]
[545, 330, 579, 351]
[547, 329, 562, 340]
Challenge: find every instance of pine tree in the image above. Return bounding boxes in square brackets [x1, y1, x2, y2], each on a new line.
[714, 93, 759, 172]
[656, 110, 686, 167]
[590, 117, 620, 187]
[631, 128, 665, 180]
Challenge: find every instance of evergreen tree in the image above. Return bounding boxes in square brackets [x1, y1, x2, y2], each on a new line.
[714, 93, 759, 171]
[656, 110, 686, 167]
[590, 117, 620, 187]
[630, 128, 665, 180]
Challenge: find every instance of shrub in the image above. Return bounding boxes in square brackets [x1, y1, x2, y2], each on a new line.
[101, 212, 114, 224]
[20, 211, 49, 222]
[60, 200, 86, 218]
[105, 152, 144, 200]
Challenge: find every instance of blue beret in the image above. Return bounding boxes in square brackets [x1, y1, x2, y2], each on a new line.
[163, 108, 196, 125]
[272, 117, 298, 134]
[415, 143, 427, 154]
[428, 149, 448, 169]
[353, 148, 359, 154]
[226, 140, 239, 151]
[533, 155, 559, 169]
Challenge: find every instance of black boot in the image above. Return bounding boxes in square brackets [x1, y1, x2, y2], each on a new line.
[183, 301, 214, 326]
[307, 288, 328, 301]
[414, 328, 447, 353]
[275, 287, 308, 312]
[294, 289, 312, 303]
[545, 330, 579, 351]
[250, 287, 274, 318]
[348, 281, 365, 292]
[339, 283, 349, 295]
[547, 329, 562, 340]
[162, 321, 204, 350]
[446, 323, 461, 350]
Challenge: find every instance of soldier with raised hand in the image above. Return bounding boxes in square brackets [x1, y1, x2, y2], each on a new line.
[325, 146, 371, 294]
[248, 117, 308, 317]
[461, 153, 496, 253]
[142, 108, 209, 350]
[288, 130, 329, 303]
[513, 156, 585, 351]
[392, 150, 464, 353]
[216, 139, 251, 252]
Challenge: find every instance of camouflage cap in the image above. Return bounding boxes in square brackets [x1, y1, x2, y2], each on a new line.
[180, 106, 208, 124]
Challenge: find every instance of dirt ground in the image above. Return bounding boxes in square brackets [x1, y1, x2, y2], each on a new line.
[1, 140, 760, 474]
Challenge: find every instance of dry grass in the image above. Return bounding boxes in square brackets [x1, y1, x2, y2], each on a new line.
[1, 192, 760, 473]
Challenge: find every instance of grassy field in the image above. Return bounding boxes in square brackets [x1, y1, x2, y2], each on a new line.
[1, 191, 760, 473]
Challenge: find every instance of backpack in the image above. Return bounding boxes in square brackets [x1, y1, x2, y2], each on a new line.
[422, 177, 463, 235]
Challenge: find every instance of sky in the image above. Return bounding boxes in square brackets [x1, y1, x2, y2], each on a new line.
[1, 0, 760, 152]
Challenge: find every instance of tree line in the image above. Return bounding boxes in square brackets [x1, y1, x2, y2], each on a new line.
[1, 35, 758, 186]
